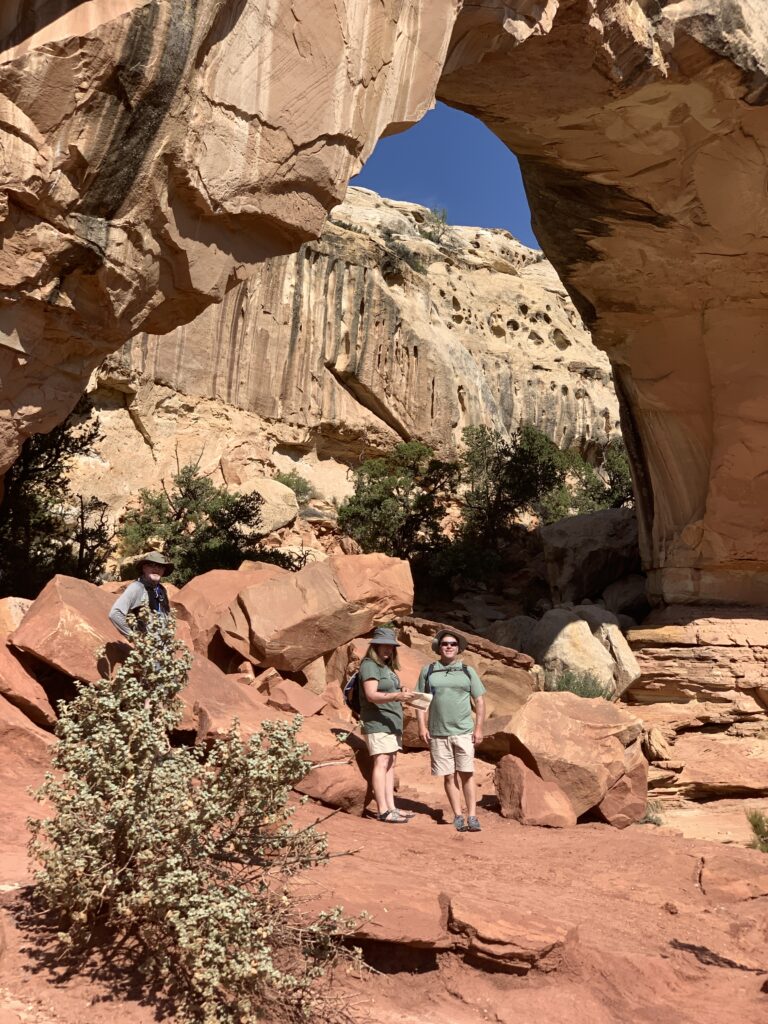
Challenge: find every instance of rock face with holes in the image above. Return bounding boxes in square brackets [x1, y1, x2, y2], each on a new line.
[69, 187, 619, 518]
[0, 0, 458, 474]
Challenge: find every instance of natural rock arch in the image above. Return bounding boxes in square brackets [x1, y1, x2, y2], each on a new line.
[1, 0, 767, 605]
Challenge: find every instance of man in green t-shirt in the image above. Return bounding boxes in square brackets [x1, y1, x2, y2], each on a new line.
[416, 629, 486, 832]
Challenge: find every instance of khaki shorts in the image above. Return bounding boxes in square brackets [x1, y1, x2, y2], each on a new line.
[365, 731, 402, 756]
[429, 734, 475, 776]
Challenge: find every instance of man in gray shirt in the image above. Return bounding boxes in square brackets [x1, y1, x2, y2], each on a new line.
[109, 551, 174, 639]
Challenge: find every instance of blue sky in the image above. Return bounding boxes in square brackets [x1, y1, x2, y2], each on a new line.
[353, 102, 538, 249]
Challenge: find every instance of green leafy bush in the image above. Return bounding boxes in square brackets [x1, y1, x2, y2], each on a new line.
[379, 228, 426, 273]
[461, 424, 568, 544]
[118, 460, 303, 585]
[747, 808, 768, 852]
[0, 399, 111, 598]
[546, 669, 615, 701]
[29, 616, 350, 1024]
[275, 470, 314, 507]
[337, 441, 458, 561]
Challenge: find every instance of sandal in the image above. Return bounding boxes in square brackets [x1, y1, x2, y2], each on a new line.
[394, 808, 415, 820]
[377, 810, 409, 824]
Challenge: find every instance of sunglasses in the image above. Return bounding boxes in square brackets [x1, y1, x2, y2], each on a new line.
[440, 641, 459, 648]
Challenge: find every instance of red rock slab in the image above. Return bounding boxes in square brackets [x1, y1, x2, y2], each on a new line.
[219, 553, 413, 671]
[266, 677, 326, 717]
[0, 641, 56, 728]
[173, 565, 288, 656]
[669, 732, 768, 800]
[699, 848, 768, 903]
[448, 895, 576, 971]
[294, 762, 368, 816]
[0, 694, 55, 885]
[495, 755, 576, 828]
[10, 576, 124, 683]
[597, 739, 648, 829]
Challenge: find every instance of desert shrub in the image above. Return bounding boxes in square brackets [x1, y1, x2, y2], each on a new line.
[118, 459, 303, 585]
[639, 800, 665, 827]
[275, 470, 314, 507]
[418, 207, 449, 245]
[379, 227, 426, 273]
[546, 669, 614, 701]
[29, 616, 350, 1024]
[0, 398, 111, 598]
[337, 441, 458, 561]
[746, 808, 768, 853]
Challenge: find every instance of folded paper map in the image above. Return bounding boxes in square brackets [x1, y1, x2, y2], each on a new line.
[401, 691, 433, 712]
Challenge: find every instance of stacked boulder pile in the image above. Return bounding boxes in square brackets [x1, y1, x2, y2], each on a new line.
[0, 554, 651, 877]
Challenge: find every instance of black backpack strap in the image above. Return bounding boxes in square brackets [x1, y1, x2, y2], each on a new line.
[462, 665, 471, 680]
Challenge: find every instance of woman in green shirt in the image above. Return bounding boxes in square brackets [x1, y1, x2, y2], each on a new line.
[358, 627, 411, 823]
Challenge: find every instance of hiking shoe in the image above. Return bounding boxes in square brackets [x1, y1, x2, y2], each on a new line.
[453, 815, 465, 832]
[466, 815, 481, 832]
[377, 810, 409, 824]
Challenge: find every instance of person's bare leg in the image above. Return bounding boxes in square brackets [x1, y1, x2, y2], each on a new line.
[443, 771, 463, 817]
[459, 771, 476, 817]
[371, 753, 390, 815]
[385, 753, 397, 812]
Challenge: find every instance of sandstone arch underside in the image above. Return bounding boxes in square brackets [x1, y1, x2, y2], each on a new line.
[2, 1, 768, 605]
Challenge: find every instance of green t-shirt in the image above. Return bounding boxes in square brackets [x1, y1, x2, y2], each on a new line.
[416, 660, 485, 736]
[358, 657, 403, 735]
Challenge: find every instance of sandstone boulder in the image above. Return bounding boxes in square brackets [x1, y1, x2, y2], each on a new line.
[486, 615, 538, 653]
[266, 677, 327, 718]
[508, 692, 645, 818]
[524, 609, 616, 691]
[173, 565, 288, 657]
[596, 740, 648, 829]
[571, 605, 641, 697]
[0, 694, 55, 882]
[293, 762, 368, 817]
[220, 554, 413, 670]
[0, 642, 56, 728]
[539, 509, 639, 605]
[10, 576, 124, 682]
[0, 597, 31, 635]
[241, 478, 299, 534]
[495, 755, 576, 828]
[601, 575, 649, 620]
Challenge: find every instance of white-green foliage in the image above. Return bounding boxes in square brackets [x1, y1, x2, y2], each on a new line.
[746, 808, 768, 853]
[29, 614, 348, 1024]
[546, 669, 615, 701]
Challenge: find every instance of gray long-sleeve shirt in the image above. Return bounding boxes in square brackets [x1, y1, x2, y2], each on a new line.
[108, 580, 169, 638]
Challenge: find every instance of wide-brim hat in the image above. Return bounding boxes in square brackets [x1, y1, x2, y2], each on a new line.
[431, 628, 467, 654]
[136, 550, 175, 574]
[369, 626, 400, 647]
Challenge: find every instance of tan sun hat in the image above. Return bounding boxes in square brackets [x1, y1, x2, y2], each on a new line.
[431, 628, 467, 654]
[136, 550, 175, 575]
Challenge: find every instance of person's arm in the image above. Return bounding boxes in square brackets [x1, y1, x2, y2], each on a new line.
[416, 667, 430, 743]
[108, 582, 144, 639]
[361, 677, 408, 706]
[472, 695, 485, 746]
[469, 667, 486, 745]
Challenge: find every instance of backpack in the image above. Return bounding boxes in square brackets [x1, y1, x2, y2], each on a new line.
[343, 661, 472, 717]
[343, 670, 363, 717]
